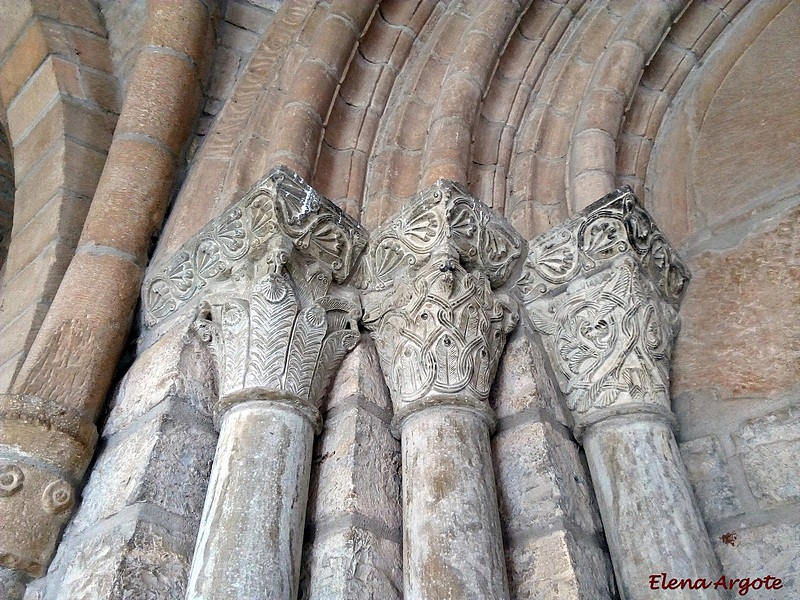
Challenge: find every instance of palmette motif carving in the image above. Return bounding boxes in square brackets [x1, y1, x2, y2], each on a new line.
[517, 186, 689, 307]
[353, 180, 523, 290]
[360, 181, 523, 427]
[519, 187, 689, 418]
[191, 251, 361, 426]
[143, 166, 368, 327]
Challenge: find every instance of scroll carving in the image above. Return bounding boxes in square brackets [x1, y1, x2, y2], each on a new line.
[360, 181, 523, 429]
[143, 166, 369, 328]
[518, 187, 689, 421]
[517, 186, 689, 307]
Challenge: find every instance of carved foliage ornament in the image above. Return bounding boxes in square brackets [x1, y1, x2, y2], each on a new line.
[519, 187, 689, 417]
[354, 180, 523, 291]
[517, 186, 690, 306]
[191, 252, 361, 424]
[527, 257, 679, 414]
[361, 182, 522, 417]
[143, 166, 368, 327]
[365, 258, 516, 406]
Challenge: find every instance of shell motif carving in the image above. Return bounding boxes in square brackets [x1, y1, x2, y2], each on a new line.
[143, 166, 368, 327]
[517, 186, 690, 307]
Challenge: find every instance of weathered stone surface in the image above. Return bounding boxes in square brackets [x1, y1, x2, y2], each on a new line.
[690, 1, 800, 228]
[734, 406, 800, 506]
[673, 204, 800, 401]
[584, 417, 723, 599]
[679, 435, 743, 522]
[186, 403, 315, 600]
[300, 527, 402, 600]
[402, 408, 509, 599]
[38, 519, 195, 600]
[713, 520, 800, 599]
[70, 413, 216, 535]
[505, 529, 616, 600]
[308, 406, 401, 533]
[326, 335, 392, 414]
[493, 420, 600, 540]
[491, 325, 568, 425]
[104, 323, 216, 436]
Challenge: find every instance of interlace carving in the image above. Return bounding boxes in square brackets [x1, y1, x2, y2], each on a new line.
[143, 166, 368, 327]
[518, 188, 689, 419]
[361, 181, 522, 427]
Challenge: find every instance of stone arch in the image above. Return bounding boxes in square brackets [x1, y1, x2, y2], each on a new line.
[0, 0, 118, 389]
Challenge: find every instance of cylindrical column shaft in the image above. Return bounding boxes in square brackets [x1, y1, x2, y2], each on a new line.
[583, 415, 723, 600]
[186, 400, 314, 600]
[402, 407, 509, 600]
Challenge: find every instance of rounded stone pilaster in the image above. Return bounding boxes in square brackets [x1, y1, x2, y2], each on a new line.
[0, 394, 97, 580]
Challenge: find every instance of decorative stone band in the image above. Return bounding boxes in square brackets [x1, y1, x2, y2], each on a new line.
[517, 188, 690, 435]
[0, 394, 96, 576]
[360, 181, 523, 433]
[142, 165, 369, 328]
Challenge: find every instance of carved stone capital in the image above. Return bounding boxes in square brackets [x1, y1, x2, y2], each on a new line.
[145, 168, 368, 429]
[0, 394, 95, 576]
[143, 166, 369, 328]
[360, 181, 523, 432]
[517, 187, 690, 433]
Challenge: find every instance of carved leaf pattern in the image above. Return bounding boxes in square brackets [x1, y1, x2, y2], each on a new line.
[284, 305, 327, 398]
[530, 261, 678, 414]
[518, 186, 689, 306]
[220, 300, 249, 396]
[366, 261, 516, 404]
[246, 274, 298, 389]
[142, 166, 367, 327]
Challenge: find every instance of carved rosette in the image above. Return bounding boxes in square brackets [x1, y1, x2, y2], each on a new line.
[145, 168, 368, 430]
[143, 166, 368, 328]
[0, 394, 96, 576]
[517, 187, 690, 434]
[360, 181, 523, 432]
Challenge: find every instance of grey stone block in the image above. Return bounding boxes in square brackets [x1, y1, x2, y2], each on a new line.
[714, 520, 800, 598]
[300, 527, 402, 600]
[506, 529, 616, 600]
[679, 435, 743, 522]
[71, 413, 216, 535]
[734, 406, 800, 506]
[492, 326, 568, 425]
[494, 420, 601, 539]
[308, 405, 401, 533]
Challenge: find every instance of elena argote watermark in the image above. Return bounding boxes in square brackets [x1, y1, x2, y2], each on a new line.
[648, 573, 783, 596]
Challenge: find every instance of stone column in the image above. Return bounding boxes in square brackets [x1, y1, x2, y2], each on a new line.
[361, 181, 523, 600]
[141, 167, 367, 600]
[518, 187, 723, 599]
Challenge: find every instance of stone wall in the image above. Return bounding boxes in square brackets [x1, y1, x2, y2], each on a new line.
[0, 0, 797, 598]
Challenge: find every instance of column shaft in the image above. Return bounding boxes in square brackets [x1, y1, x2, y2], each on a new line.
[402, 408, 509, 600]
[186, 401, 314, 600]
[583, 415, 722, 599]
